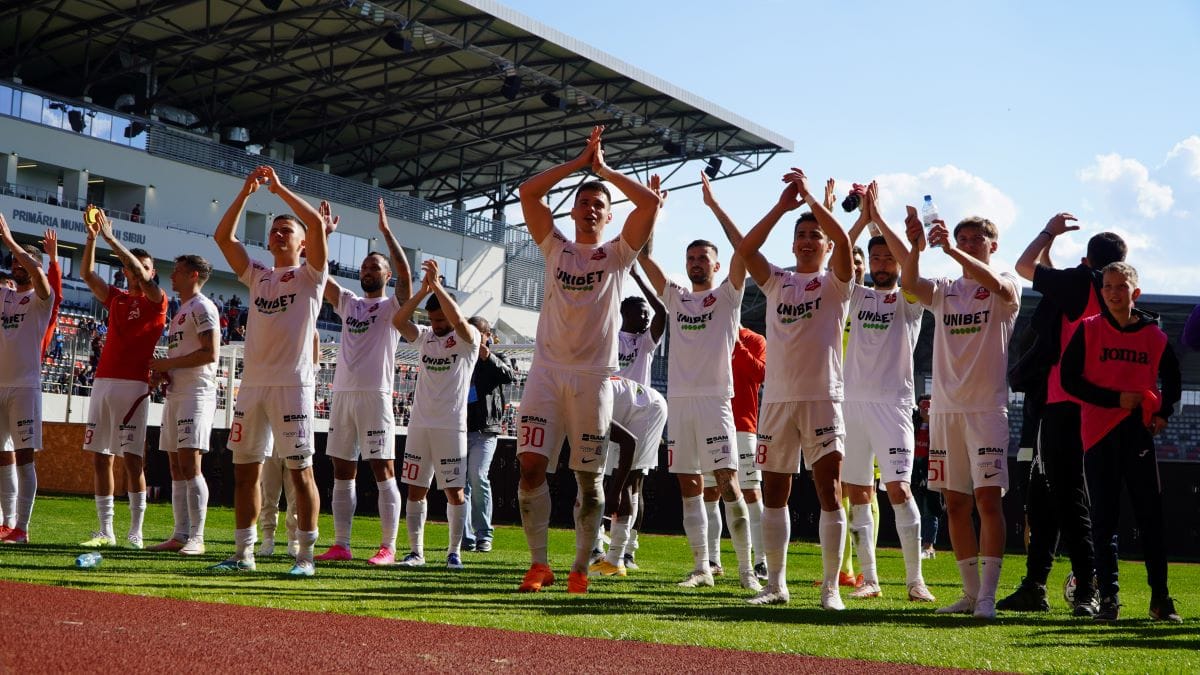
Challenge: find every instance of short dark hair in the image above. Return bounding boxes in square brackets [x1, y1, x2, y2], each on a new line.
[174, 254, 213, 284]
[425, 291, 455, 313]
[952, 217, 998, 240]
[21, 244, 41, 258]
[793, 212, 818, 237]
[621, 296, 648, 312]
[364, 251, 391, 269]
[129, 248, 154, 264]
[1087, 232, 1127, 269]
[852, 245, 865, 260]
[866, 236, 889, 255]
[574, 181, 612, 205]
[272, 214, 306, 231]
[686, 239, 719, 257]
[467, 316, 491, 333]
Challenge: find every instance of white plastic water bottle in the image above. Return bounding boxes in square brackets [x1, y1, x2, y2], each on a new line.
[921, 195, 939, 229]
[75, 552, 103, 568]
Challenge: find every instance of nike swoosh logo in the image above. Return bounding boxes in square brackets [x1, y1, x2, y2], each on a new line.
[177, 437, 189, 443]
[581, 458, 596, 464]
[984, 472, 999, 479]
[369, 449, 380, 454]
[295, 442, 305, 449]
[819, 439, 836, 448]
[895, 470, 905, 475]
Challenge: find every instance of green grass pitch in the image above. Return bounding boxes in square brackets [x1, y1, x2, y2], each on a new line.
[1, 495, 1196, 673]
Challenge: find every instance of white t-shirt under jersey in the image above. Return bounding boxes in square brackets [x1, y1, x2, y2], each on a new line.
[165, 294, 220, 394]
[238, 259, 328, 388]
[927, 273, 1021, 414]
[760, 265, 852, 403]
[534, 229, 638, 371]
[617, 330, 658, 387]
[409, 324, 481, 431]
[332, 290, 401, 393]
[661, 278, 743, 399]
[0, 287, 54, 388]
[844, 285, 925, 406]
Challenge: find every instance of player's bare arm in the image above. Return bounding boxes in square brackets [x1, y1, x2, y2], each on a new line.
[701, 172, 748, 289]
[604, 419, 637, 518]
[929, 221, 1017, 303]
[377, 197, 413, 301]
[601, 148, 661, 253]
[94, 208, 164, 304]
[863, 181, 915, 263]
[80, 215, 109, 303]
[392, 268, 433, 343]
[518, 126, 601, 244]
[1014, 212, 1079, 280]
[788, 168, 852, 283]
[900, 211, 935, 305]
[844, 181, 874, 246]
[150, 328, 218, 373]
[423, 259, 474, 343]
[629, 264, 667, 342]
[263, 165, 326, 270]
[635, 237, 669, 297]
[0, 213, 51, 299]
[213, 170, 263, 277]
[737, 176, 805, 286]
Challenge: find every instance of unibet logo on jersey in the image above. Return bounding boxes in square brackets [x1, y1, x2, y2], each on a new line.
[1, 312, 24, 330]
[422, 353, 460, 372]
[943, 309, 990, 336]
[856, 308, 894, 332]
[677, 310, 714, 331]
[555, 268, 604, 292]
[776, 297, 821, 324]
[345, 315, 376, 335]
[255, 293, 298, 315]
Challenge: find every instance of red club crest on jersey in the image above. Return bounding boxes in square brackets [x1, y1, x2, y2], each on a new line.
[369, 303, 379, 313]
[974, 287, 991, 300]
[18, 296, 29, 305]
[445, 336, 456, 349]
[805, 278, 822, 292]
[702, 294, 716, 308]
[280, 271, 296, 283]
[590, 248, 607, 261]
[883, 293, 898, 304]
[177, 315, 186, 325]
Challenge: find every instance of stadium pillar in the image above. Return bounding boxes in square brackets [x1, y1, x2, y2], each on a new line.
[62, 169, 87, 208]
[0, 152, 15, 184]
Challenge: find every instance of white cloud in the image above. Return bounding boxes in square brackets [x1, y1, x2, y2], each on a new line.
[872, 165, 1019, 235]
[1079, 153, 1174, 220]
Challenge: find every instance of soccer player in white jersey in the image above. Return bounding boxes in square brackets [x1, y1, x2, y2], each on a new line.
[314, 198, 411, 566]
[736, 168, 854, 609]
[590, 375, 667, 577]
[515, 126, 659, 594]
[210, 165, 329, 576]
[146, 255, 220, 555]
[840, 183, 935, 601]
[900, 208, 1020, 619]
[0, 216, 54, 544]
[392, 259, 479, 570]
[637, 172, 759, 591]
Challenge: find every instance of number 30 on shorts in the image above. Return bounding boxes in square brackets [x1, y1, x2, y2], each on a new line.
[519, 425, 544, 448]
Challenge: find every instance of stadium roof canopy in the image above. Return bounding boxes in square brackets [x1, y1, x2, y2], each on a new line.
[1, 0, 792, 214]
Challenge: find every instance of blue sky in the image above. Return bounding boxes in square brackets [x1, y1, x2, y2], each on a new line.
[503, 0, 1200, 294]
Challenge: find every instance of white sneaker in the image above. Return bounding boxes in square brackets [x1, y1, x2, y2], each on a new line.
[398, 552, 426, 567]
[973, 596, 997, 619]
[125, 534, 144, 550]
[907, 580, 937, 602]
[936, 594, 977, 614]
[821, 583, 846, 610]
[677, 569, 715, 588]
[740, 569, 763, 592]
[257, 537, 276, 557]
[850, 581, 883, 599]
[747, 585, 790, 605]
[179, 537, 206, 556]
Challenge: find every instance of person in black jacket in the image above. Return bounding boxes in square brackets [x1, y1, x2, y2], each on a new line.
[462, 316, 515, 552]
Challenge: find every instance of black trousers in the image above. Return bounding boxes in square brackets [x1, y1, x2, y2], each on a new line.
[1084, 414, 1169, 599]
[1024, 402, 1095, 587]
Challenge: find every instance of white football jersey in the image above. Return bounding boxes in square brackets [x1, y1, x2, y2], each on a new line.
[0, 287, 54, 388]
[843, 284, 925, 406]
[165, 293, 220, 394]
[332, 290, 401, 393]
[408, 324, 481, 431]
[927, 273, 1021, 414]
[238, 260, 327, 387]
[534, 229, 637, 371]
[760, 265, 852, 403]
[617, 330, 658, 387]
[661, 278, 742, 398]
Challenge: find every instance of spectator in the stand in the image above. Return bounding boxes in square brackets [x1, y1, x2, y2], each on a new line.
[112, 268, 126, 289]
[911, 395, 942, 559]
[462, 316, 515, 553]
[168, 295, 180, 319]
[130, 204, 141, 223]
[219, 314, 229, 342]
[51, 331, 64, 361]
[232, 324, 246, 342]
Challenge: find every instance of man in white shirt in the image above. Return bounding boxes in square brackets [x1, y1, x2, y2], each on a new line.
[635, 172, 759, 592]
[0, 217, 53, 545]
[210, 165, 329, 576]
[392, 260, 479, 570]
[901, 207, 1021, 619]
[147, 255, 220, 555]
[736, 168, 854, 609]
[514, 126, 659, 594]
[314, 198, 411, 567]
